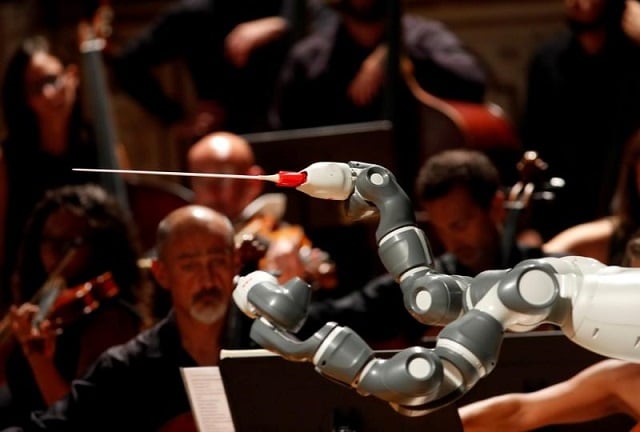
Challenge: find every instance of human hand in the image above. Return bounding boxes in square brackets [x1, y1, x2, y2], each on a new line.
[264, 237, 306, 284]
[10, 304, 56, 359]
[300, 246, 338, 290]
[348, 44, 387, 106]
[623, 0, 640, 45]
[225, 17, 288, 68]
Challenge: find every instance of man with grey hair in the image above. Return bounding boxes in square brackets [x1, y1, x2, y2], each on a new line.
[2, 205, 247, 431]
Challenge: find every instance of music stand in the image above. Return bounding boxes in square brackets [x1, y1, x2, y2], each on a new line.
[218, 349, 463, 432]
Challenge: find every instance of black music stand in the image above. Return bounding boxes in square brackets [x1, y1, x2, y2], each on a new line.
[218, 349, 463, 432]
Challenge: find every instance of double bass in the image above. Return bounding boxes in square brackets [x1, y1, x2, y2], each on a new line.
[501, 150, 549, 266]
[383, 0, 521, 188]
[79, 3, 193, 251]
[403, 70, 522, 185]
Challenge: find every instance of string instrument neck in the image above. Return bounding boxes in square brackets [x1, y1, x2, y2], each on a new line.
[79, 6, 130, 213]
[0, 271, 119, 346]
[501, 151, 550, 266]
[0, 271, 119, 385]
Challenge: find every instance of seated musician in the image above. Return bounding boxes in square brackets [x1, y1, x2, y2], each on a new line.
[186, 131, 335, 289]
[269, 0, 488, 191]
[0, 184, 150, 428]
[1, 205, 246, 431]
[270, 0, 487, 131]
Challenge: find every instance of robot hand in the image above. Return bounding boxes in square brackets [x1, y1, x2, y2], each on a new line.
[233, 271, 458, 416]
[232, 161, 640, 416]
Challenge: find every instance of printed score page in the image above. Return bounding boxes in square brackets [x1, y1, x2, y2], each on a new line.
[180, 366, 235, 432]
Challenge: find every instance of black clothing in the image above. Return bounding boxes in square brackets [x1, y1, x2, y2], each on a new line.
[271, 14, 486, 130]
[0, 125, 98, 309]
[270, 13, 486, 192]
[303, 272, 426, 345]
[112, 0, 296, 133]
[300, 244, 549, 345]
[436, 244, 548, 277]
[4, 307, 252, 432]
[2, 299, 140, 428]
[521, 30, 640, 240]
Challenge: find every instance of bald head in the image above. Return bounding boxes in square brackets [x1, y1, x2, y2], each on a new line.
[187, 132, 264, 220]
[188, 132, 255, 174]
[153, 205, 236, 326]
[156, 205, 234, 260]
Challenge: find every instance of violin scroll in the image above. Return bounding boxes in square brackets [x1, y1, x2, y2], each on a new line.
[501, 150, 560, 265]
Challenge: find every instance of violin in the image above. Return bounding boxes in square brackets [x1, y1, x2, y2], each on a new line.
[0, 272, 119, 342]
[235, 213, 338, 290]
[42, 272, 119, 331]
[0, 271, 119, 384]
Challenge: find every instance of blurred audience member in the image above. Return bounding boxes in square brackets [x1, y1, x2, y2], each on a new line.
[0, 184, 148, 428]
[521, 0, 640, 240]
[418, 149, 548, 276]
[0, 36, 100, 310]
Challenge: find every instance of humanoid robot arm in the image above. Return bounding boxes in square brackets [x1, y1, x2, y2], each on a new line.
[233, 161, 640, 416]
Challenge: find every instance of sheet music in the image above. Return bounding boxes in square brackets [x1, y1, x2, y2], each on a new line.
[180, 367, 235, 432]
[220, 348, 277, 359]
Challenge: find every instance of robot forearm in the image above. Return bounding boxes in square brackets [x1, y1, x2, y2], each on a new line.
[232, 161, 640, 419]
[537, 256, 640, 361]
[302, 162, 472, 326]
[234, 269, 501, 415]
[232, 162, 498, 415]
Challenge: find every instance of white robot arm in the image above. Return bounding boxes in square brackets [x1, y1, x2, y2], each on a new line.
[232, 161, 640, 416]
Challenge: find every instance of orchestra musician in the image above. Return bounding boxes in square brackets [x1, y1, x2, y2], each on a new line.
[1, 205, 245, 432]
[0, 35, 102, 311]
[0, 184, 150, 428]
[186, 131, 336, 289]
[269, 0, 487, 131]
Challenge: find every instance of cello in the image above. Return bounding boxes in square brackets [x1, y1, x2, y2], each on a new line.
[501, 150, 550, 267]
[78, 3, 193, 251]
[383, 0, 521, 187]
